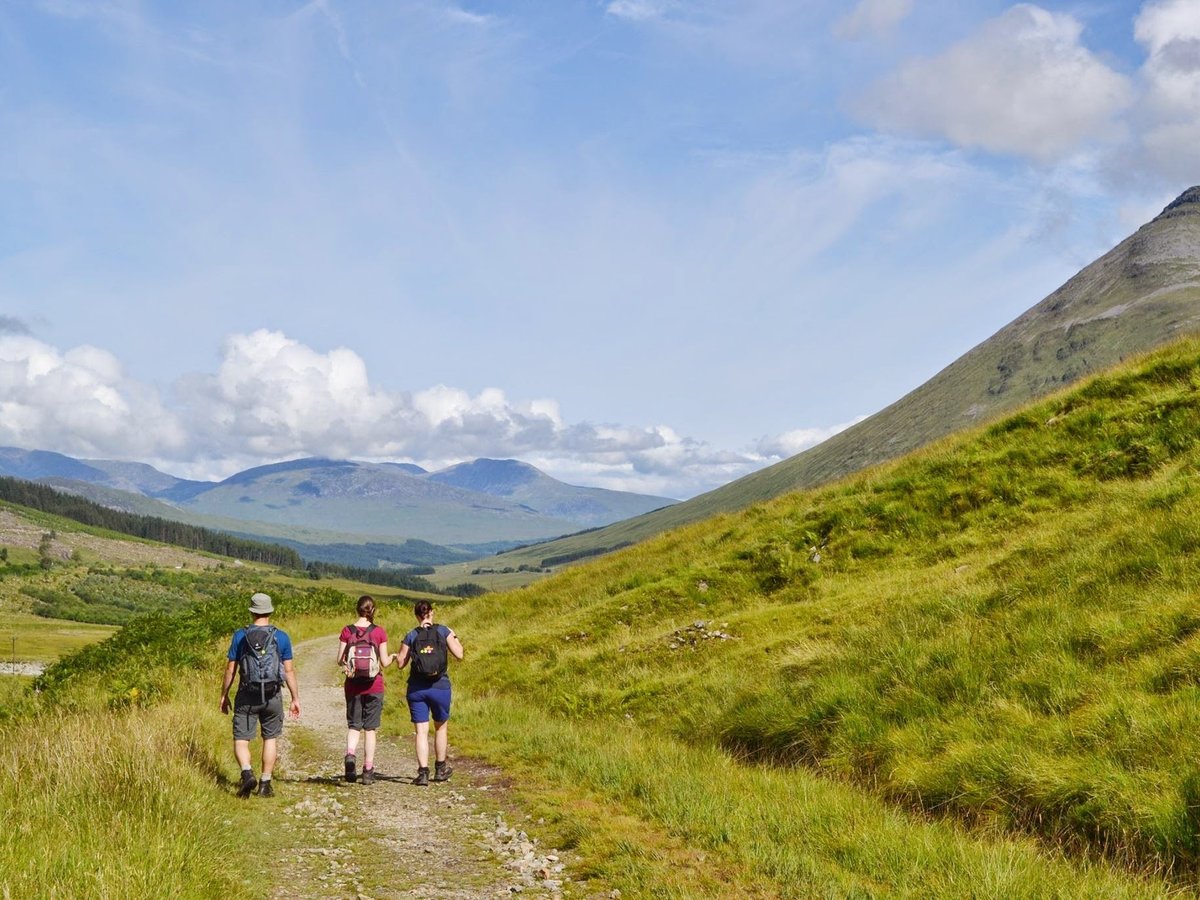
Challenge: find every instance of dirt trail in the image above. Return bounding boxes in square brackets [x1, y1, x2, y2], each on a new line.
[270, 635, 571, 899]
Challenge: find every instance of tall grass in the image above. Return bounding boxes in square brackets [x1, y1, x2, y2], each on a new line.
[452, 697, 1167, 898]
[0, 688, 252, 899]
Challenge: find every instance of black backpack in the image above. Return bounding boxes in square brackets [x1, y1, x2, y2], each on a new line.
[238, 625, 283, 703]
[410, 625, 448, 680]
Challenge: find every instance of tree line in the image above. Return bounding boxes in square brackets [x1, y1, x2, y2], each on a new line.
[0, 476, 303, 568]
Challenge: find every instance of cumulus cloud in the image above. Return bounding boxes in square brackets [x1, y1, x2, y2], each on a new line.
[855, 4, 1133, 161]
[169, 330, 784, 496]
[0, 328, 871, 497]
[833, 0, 913, 40]
[0, 335, 185, 457]
[1132, 0, 1200, 180]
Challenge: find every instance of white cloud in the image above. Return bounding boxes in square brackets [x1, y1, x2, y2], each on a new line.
[161, 330, 781, 497]
[0, 335, 185, 457]
[855, 4, 1133, 161]
[1132, 0, 1200, 181]
[754, 416, 868, 458]
[833, 0, 913, 41]
[1135, 0, 1200, 53]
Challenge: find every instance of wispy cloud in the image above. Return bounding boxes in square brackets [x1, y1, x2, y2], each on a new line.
[833, 0, 913, 41]
[446, 6, 495, 28]
[605, 1, 672, 22]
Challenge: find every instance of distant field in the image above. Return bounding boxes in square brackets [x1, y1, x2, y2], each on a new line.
[427, 561, 547, 592]
[0, 610, 116, 665]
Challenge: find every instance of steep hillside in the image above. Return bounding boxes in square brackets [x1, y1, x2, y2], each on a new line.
[486, 186, 1200, 571]
[450, 335, 1200, 889]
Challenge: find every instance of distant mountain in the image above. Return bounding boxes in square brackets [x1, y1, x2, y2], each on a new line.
[427, 459, 676, 527]
[480, 185, 1200, 571]
[0, 447, 111, 483]
[0, 449, 677, 558]
[0, 448, 210, 500]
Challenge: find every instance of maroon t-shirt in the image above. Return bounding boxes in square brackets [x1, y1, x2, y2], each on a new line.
[340, 623, 387, 696]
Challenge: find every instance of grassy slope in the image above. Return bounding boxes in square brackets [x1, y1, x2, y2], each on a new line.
[481, 192, 1200, 575]
[444, 335, 1200, 894]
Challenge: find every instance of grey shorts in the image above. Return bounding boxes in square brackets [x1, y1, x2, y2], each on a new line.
[233, 689, 284, 741]
[346, 693, 383, 731]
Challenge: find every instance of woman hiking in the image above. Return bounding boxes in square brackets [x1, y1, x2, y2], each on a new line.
[393, 600, 464, 785]
[337, 595, 393, 785]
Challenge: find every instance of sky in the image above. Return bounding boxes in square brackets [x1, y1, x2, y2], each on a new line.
[0, 0, 1198, 499]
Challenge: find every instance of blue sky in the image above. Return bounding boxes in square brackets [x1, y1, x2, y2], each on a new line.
[1, 0, 1197, 498]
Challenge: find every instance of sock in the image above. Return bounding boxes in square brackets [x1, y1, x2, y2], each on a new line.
[261, 774, 271, 782]
[241, 765, 253, 774]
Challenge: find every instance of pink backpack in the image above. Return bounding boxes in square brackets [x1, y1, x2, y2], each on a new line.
[343, 624, 380, 679]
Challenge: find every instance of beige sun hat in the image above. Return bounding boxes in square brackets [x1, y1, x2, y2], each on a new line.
[249, 592, 274, 615]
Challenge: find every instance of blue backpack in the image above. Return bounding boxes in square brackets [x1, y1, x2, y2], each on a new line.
[238, 625, 283, 703]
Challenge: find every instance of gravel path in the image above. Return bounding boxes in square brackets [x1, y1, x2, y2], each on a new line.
[0, 661, 43, 676]
[270, 635, 572, 899]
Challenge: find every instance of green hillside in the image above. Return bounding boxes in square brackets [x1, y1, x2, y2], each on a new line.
[442, 335, 1200, 892]
[481, 186, 1200, 575]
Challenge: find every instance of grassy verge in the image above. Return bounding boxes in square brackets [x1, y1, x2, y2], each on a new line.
[451, 696, 1171, 898]
[0, 681, 258, 899]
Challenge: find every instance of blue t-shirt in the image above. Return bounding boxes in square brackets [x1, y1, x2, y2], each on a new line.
[228, 625, 294, 692]
[403, 624, 452, 690]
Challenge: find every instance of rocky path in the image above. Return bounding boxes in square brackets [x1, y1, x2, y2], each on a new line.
[269, 636, 572, 899]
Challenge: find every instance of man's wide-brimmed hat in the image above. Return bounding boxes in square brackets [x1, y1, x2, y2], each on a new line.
[249, 592, 274, 615]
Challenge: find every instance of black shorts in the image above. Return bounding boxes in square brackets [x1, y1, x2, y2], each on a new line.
[346, 693, 383, 731]
[233, 688, 284, 741]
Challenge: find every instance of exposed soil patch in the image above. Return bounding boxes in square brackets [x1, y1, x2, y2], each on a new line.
[0, 509, 222, 569]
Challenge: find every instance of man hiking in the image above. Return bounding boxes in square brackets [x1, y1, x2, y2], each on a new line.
[219, 591, 301, 797]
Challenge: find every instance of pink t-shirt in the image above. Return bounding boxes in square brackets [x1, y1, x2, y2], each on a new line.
[340, 623, 387, 696]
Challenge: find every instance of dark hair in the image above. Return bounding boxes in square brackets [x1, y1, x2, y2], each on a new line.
[414, 600, 434, 621]
[357, 595, 376, 623]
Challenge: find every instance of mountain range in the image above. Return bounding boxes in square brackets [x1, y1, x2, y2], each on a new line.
[0, 449, 676, 565]
[469, 185, 1200, 573]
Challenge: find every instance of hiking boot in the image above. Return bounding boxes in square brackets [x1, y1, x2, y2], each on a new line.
[360, 767, 375, 786]
[259, 779, 274, 798]
[238, 770, 258, 798]
[412, 767, 429, 786]
[344, 754, 357, 784]
[433, 762, 452, 783]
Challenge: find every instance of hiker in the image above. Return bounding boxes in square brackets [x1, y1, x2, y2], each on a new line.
[337, 595, 393, 785]
[393, 600, 464, 785]
[219, 591, 300, 798]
